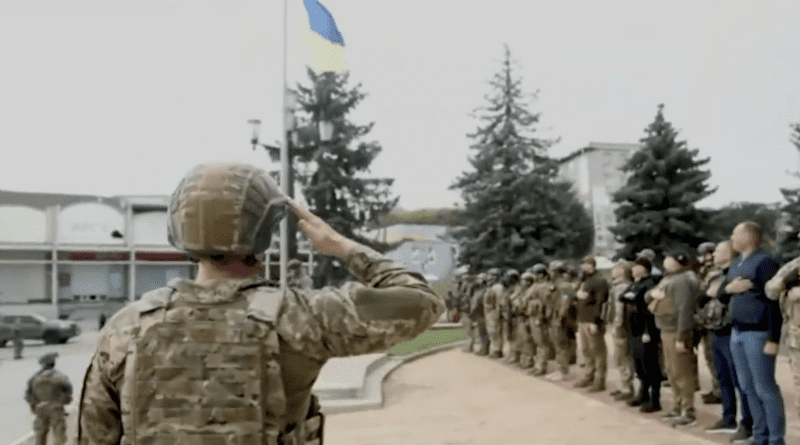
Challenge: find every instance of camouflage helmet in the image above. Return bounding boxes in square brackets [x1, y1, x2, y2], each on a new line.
[521, 271, 535, 282]
[39, 352, 58, 367]
[288, 258, 303, 269]
[637, 248, 656, 262]
[487, 268, 501, 277]
[698, 242, 715, 255]
[504, 269, 520, 279]
[168, 162, 288, 256]
[532, 263, 548, 274]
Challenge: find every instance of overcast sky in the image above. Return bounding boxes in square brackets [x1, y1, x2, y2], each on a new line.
[1, 0, 798, 211]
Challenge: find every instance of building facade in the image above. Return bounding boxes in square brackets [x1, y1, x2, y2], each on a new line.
[557, 142, 642, 259]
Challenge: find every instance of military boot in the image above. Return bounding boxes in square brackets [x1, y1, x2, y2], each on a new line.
[573, 376, 593, 388]
[587, 379, 606, 393]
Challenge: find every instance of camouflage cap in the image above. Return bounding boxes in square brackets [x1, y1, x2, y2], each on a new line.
[168, 162, 288, 256]
[521, 271, 535, 281]
[288, 259, 303, 269]
[487, 268, 501, 277]
[39, 352, 58, 366]
[504, 269, 520, 278]
[637, 248, 656, 262]
[698, 242, 715, 255]
[532, 263, 548, 274]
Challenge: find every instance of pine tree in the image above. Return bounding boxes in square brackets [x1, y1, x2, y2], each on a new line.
[610, 104, 716, 262]
[775, 121, 800, 263]
[289, 69, 398, 286]
[450, 45, 594, 272]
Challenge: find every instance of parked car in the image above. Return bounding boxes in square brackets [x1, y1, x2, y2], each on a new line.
[0, 314, 81, 345]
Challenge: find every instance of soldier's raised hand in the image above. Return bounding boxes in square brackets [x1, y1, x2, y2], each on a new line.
[287, 199, 355, 258]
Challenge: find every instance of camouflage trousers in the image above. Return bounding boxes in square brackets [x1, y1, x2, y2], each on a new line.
[549, 323, 574, 375]
[530, 319, 555, 373]
[34, 403, 67, 445]
[788, 321, 800, 417]
[508, 317, 535, 368]
[611, 326, 634, 394]
[486, 310, 504, 356]
[462, 314, 474, 352]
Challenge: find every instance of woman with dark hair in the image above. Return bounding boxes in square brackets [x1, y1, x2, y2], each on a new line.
[620, 256, 663, 412]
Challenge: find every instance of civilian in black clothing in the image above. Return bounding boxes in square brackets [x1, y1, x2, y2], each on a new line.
[620, 257, 663, 412]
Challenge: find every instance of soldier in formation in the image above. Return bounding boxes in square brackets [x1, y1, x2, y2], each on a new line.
[507, 271, 535, 367]
[548, 261, 578, 380]
[26, 352, 72, 445]
[77, 162, 444, 444]
[607, 259, 635, 400]
[766, 229, 800, 419]
[483, 268, 505, 358]
[528, 264, 556, 376]
[287, 258, 314, 290]
[696, 241, 723, 404]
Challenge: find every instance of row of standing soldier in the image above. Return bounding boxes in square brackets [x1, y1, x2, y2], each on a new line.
[449, 261, 581, 379]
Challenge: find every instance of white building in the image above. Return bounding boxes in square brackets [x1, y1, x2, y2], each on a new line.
[557, 142, 642, 259]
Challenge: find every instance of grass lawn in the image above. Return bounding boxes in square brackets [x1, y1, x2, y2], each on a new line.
[388, 328, 468, 356]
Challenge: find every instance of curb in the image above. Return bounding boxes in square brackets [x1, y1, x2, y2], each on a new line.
[319, 340, 468, 415]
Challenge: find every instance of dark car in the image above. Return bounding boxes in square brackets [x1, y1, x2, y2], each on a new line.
[0, 314, 81, 345]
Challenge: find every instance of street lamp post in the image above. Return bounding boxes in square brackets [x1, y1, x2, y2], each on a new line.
[248, 115, 333, 269]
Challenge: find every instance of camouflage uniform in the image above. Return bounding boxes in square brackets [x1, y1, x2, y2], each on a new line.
[77, 162, 444, 445]
[607, 264, 634, 398]
[507, 273, 534, 366]
[288, 259, 314, 290]
[528, 270, 556, 375]
[549, 266, 577, 377]
[484, 278, 505, 358]
[696, 242, 722, 401]
[766, 254, 800, 417]
[469, 276, 491, 356]
[27, 353, 72, 445]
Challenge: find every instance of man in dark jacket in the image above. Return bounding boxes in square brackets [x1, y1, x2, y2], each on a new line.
[621, 257, 663, 412]
[573, 256, 610, 392]
[727, 222, 784, 445]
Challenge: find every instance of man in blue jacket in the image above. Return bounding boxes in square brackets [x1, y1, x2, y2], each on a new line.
[726, 221, 785, 445]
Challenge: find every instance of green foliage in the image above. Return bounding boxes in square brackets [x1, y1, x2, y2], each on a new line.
[611, 104, 716, 262]
[776, 121, 800, 263]
[388, 328, 468, 356]
[449, 45, 594, 273]
[704, 202, 781, 247]
[290, 69, 399, 285]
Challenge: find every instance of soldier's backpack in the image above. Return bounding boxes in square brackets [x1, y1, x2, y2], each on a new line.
[125, 284, 288, 445]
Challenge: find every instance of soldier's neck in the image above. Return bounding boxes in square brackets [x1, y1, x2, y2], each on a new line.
[195, 261, 263, 284]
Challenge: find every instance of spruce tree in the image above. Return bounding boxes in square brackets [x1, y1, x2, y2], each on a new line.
[288, 69, 398, 286]
[775, 121, 800, 263]
[450, 45, 593, 272]
[610, 104, 716, 261]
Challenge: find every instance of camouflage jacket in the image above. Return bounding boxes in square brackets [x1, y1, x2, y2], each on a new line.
[766, 255, 800, 317]
[607, 279, 632, 329]
[26, 368, 73, 409]
[77, 244, 444, 445]
[483, 283, 504, 313]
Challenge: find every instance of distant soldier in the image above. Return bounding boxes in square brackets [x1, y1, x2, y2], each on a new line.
[460, 274, 477, 352]
[574, 256, 610, 392]
[483, 268, 504, 358]
[528, 264, 555, 376]
[469, 273, 491, 355]
[13, 326, 23, 359]
[508, 271, 535, 367]
[26, 352, 72, 445]
[288, 258, 314, 290]
[500, 270, 520, 354]
[607, 259, 635, 401]
[766, 230, 800, 418]
[547, 261, 578, 380]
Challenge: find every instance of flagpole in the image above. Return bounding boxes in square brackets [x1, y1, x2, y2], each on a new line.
[279, 0, 289, 292]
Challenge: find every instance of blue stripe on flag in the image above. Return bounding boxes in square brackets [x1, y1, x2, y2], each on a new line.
[303, 0, 344, 46]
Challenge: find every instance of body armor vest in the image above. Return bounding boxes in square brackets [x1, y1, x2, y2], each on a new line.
[121, 286, 287, 445]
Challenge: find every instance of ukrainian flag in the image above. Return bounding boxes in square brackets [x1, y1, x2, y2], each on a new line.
[301, 0, 345, 73]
